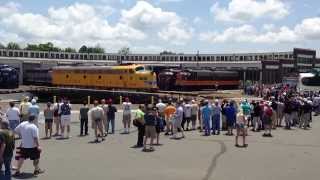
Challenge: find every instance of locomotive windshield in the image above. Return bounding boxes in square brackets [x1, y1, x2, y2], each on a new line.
[301, 76, 320, 86]
[135, 66, 145, 71]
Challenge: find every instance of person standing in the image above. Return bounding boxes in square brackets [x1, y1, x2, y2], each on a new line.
[172, 101, 185, 139]
[13, 116, 44, 177]
[106, 99, 117, 134]
[79, 101, 89, 136]
[100, 99, 108, 136]
[143, 106, 157, 151]
[183, 101, 192, 131]
[43, 102, 54, 139]
[60, 99, 72, 139]
[90, 100, 105, 143]
[6, 102, 20, 131]
[28, 99, 40, 127]
[300, 100, 312, 129]
[277, 99, 285, 127]
[252, 102, 261, 132]
[53, 99, 61, 136]
[133, 105, 145, 148]
[212, 99, 221, 135]
[235, 110, 248, 147]
[190, 100, 198, 131]
[163, 101, 176, 135]
[0, 120, 15, 179]
[201, 100, 212, 136]
[19, 97, 31, 122]
[156, 99, 166, 132]
[262, 102, 273, 137]
[283, 98, 292, 129]
[122, 97, 132, 134]
[225, 102, 236, 136]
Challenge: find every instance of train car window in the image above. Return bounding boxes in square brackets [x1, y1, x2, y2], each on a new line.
[120, 76, 123, 80]
[66, 75, 69, 79]
[98, 75, 102, 79]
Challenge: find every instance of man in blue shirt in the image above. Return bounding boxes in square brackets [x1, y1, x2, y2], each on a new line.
[28, 99, 40, 127]
[212, 99, 221, 135]
[224, 102, 236, 136]
[201, 100, 212, 136]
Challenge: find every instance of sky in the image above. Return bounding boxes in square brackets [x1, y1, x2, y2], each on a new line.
[0, 0, 320, 56]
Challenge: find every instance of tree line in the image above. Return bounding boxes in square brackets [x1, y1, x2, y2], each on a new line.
[0, 42, 182, 55]
[0, 42, 105, 54]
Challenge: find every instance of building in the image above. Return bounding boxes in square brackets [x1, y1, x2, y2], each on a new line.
[0, 48, 317, 85]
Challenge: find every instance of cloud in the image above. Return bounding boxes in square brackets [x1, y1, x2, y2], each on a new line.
[120, 1, 192, 44]
[0, 1, 192, 50]
[200, 17, 320, 44]
[0, 2, 20, 18]
[211, 0, 289, 23]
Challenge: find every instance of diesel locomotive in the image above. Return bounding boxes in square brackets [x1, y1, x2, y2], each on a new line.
[0, 64, 19, 88]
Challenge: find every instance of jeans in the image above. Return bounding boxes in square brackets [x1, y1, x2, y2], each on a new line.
[203, 118, 211, 135]
[106, 118, 115, 134]
[0, 156, 12, 180]
[284, 113, 292, 128]
[80, 118, 88, 135]
[137, 123, 145, 146]
[212, 114, 220, 133]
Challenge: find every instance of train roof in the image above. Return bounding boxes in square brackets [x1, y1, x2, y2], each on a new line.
[53, 64, 145, 71]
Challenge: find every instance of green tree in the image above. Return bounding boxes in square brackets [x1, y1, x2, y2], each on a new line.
[92, 44, 105, 53]
[160, 50, 175, 55]
[64, 47, 76, 53]
[0, 43, 5, 49]
[118, 47, 130, 56]
[7, 42, 21, 50]
[38, 42, 54, 51]
[78, 45, 88, 53]
[25, 44, 39, 51]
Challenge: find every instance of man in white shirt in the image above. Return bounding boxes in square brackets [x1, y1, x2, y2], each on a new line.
[156, 99, 166, 131]
[91, 100, 105, 143]
[14, 115, 44, 177]
[190, 100, 198, 130]
[183, 101, 192, 131]
[6, 102, 20, 131]
[122, 97, 132, 134]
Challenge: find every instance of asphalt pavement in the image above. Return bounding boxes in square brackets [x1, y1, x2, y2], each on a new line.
[9, 110, 320, 180]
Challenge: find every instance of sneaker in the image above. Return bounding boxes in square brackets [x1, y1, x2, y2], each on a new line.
[13, 171, 22, 177]
[34, 169, 45, 176]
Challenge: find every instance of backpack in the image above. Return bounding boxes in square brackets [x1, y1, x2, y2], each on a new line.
[60, 104, 71, 116]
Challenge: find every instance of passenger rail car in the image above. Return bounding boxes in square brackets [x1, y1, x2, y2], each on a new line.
[52, 64, 158, 90]
[158, 69, 240, 90]
[0, 64, 19, 88]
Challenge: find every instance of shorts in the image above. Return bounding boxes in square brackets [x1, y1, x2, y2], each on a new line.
[191, 115, 197, 122]
[9, 120, 19, 130]
[156, 125, 161, 134]
[236, 123, 245, 129]
[263, 116, 272, 125]
[45, 119, 53, 123]
[123, 113, 131, 124]
[61, 115, 71, 126]
[94, 118, 102, 122]
[15, 147, 40, 160]
[226, 119, 234, 128]
[145, 126, 156, 138]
